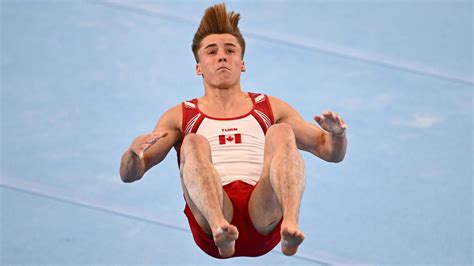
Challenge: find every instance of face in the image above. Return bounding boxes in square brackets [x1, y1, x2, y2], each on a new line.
[196, 34, 246, 89]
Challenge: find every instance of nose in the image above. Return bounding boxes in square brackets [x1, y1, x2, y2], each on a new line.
[218, 50, 227, 62]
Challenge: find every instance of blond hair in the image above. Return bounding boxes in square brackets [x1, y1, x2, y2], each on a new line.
[191, 3, 245, 62]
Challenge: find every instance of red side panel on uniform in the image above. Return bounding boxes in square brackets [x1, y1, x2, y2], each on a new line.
[249, 92, 275, 134]
[178, 98, 204, 165]
[177, 93, 275, 165]
[184, 180, 282, 258]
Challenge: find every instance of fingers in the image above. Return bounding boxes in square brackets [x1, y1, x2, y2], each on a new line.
[314, 111, 348, 134]
[322, 111, 337, 122]
[314, 115, 322, 125]
[132, 132, 168, 159]
[144, 133, 161, 145]
[315, 111, 342, 124]
[334, 115, 348, 130]
[324, 111, 346, 126]
[154, 132, 169, 139]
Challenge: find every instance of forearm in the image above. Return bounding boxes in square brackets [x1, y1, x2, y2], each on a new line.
[120, 149, 146, 182]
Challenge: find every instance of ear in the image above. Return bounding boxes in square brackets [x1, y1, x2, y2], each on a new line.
[241, 61, 246, 72]
[196, 63, 203, 76]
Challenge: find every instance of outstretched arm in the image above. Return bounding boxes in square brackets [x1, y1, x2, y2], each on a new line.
[120, 104, 182, 182]
[269, 96, 347, 163]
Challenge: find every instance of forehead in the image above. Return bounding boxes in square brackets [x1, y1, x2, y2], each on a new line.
[200, 34, 240, 50]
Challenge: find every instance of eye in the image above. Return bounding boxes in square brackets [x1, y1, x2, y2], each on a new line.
[207, 50, 216, 55]
[227, 49, 235, 54]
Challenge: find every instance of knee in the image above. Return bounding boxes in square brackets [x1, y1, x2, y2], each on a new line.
[267, 123, 296, 144]
[181, 134, 209, 151]
[180, 134, 211, 164]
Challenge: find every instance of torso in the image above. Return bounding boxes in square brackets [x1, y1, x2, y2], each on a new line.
[179, 92, 275, 185]
[196, 93, 254, 119]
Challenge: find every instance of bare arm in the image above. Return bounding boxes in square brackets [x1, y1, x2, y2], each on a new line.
[119, 104, 182, 182]
[269, 96, 347, 163]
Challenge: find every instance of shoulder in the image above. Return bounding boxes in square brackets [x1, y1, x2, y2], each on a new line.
[157, 103, 182, 130]
[266, 94, 285, 107]
[266, 94, 299, 123]
[163, 103, 182, 118]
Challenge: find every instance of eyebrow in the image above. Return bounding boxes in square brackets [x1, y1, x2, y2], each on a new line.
[203, 43, 238, 50]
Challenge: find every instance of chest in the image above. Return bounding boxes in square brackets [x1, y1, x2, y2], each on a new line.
[196, 115, 265, 144]
[197, 100, 254, 119]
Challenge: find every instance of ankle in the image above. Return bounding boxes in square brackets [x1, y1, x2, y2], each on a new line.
[281, 218, 299, 228]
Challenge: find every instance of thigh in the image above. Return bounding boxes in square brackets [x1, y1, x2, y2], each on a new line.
[248, 172, 283, 235]
[180, 133, 234, 235]
[248, 124, 298, 234]
[248, 137, 283, 235]
[182, 183, 234, 235]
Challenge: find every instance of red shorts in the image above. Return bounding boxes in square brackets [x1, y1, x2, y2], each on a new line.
[184, 180, 282, 259]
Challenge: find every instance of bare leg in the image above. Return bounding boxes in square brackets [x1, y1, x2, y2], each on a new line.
[180, 134, 238, 258]
[249, 123, 306, 256]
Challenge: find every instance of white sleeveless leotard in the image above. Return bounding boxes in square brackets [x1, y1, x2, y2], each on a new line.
[178, 92, 275, 185]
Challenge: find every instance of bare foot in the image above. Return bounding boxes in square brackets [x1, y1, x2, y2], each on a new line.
[281, 226, 305, 256]
[213, 224, 239, 258]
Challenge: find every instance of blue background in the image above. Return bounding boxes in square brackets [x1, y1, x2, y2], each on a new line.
[1, 0, 472, 265]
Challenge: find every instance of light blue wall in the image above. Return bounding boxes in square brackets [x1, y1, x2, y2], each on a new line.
[1, 0, 472, 265]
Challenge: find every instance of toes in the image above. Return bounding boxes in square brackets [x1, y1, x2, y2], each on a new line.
[281, 227, 305, 256]
[214, 225, 239, 258]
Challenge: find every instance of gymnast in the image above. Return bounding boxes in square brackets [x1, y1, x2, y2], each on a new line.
[120, 3, 347, 259]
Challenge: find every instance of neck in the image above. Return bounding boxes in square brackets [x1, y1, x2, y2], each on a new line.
[202, 83, 245, 108]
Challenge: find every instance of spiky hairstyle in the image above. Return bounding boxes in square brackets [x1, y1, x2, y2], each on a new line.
[191, 3, 245, 62]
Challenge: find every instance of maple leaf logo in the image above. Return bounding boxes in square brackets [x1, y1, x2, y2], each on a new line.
[219, 134, 242, 145]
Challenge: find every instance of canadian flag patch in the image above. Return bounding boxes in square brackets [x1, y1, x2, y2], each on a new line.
[219, 134, 242, 145]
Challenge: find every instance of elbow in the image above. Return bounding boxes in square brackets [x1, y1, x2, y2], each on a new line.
[119, 152, 145, 183]
[321, 150, 346, 163]
[120, 175, 136, 183]
[326, 143, 347, 163]
[312, 148, 346, 163]
[119, 167, 142, 183]
[120, 173, 141, 183]
[329, 149, 347, 163]
[327, 156, 344, 163]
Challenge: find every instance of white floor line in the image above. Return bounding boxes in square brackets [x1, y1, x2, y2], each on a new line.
[94, 0, 473, 86]
[1, 177, 372, 265]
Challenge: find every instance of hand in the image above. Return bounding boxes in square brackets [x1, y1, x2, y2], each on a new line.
[130, 132, 168, 159]
[314, 111, 347, 136]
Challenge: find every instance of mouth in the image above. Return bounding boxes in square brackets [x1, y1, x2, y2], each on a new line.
[217, 66, 230, 71]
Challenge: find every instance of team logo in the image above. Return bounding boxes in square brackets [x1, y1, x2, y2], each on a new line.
[219, 134, 242, 145]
